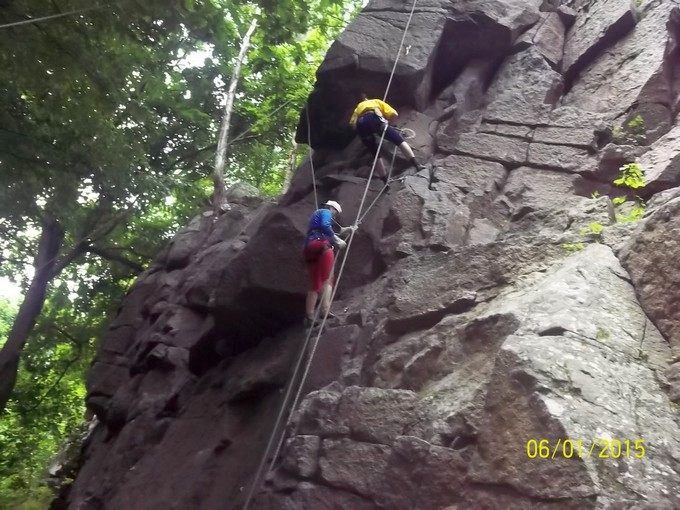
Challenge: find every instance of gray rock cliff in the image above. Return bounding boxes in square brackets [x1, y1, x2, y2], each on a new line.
[63, 1, 680, 509]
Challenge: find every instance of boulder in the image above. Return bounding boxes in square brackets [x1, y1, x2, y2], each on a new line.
[637, 124, 680, 194]
[593, 143, 646, 183]
[317, 1, 450, 102]
[335, 386, 419, 444]
[435, 155, 507, 196]
[225, 181, 263, 207]
[454, 132, 529, 166]
[281, 435, 321, 478]
[297, 0, 450, 148]
[564, 2, 678, 138]
[484, 47, 562, 125]
[165, 215, 211, 270]
[319, 438, 391, 498]
[562, 0, 637, 81]
[430, 0, 543, 97]
[515, 12, 566, 68]
[301, 325, 359, 395]
[527, 142, 594, 172]
[619, 193, 680, 358]
[496, 167, 581, 220]
[467, 245, 679, 505]
[251, 483, 376, 510]
[532, 126, 598, 149]
[666, 362, 680, 402]
[86, 357, 129, 404]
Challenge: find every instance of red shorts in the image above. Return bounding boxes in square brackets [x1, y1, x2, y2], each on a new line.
[304, 240, 334, 292]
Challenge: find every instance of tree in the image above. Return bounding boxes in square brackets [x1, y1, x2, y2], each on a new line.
[0, 0, 242, 410]
[213, 16, 258, 216]
[0, 0, 362, 500]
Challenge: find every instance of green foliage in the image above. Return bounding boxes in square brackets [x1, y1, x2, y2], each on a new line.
[596, 328, 610, 341]
[611, 126, 626, 144]
[628, 115, 645, 133]
[580, 222, 604, 236]
[616, 202, 646, 223]
[562, 243, 585, 253]
[0, 299, 16, 347]
[611, 162, 646, 223]
[0, 280, 119, 507]
[229, 0, 363, 193]
[0, 0, 361, 504]
[590, 191, 600, 199]
[615, 163, 646, 189]
[611, 115, 646, 145]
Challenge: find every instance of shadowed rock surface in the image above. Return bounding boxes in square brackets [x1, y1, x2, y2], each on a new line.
[61, 1, 680, 509]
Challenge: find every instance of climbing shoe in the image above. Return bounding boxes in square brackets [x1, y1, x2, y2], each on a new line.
[410, 157, 425, 172]
[304, 316, 315, 329]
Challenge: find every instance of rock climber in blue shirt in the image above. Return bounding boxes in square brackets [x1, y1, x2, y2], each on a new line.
[303, 200, 356, 328]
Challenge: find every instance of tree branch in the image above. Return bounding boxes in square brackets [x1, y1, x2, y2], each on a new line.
[164, 143, 216, 173]
[104, 245, 153, 261]
[50, 242, 87, 278]
[86, 246, 145, 273]
[25, 326, 82, 413]
[33, 24, 111, 100]
[25, 356, 80, 412]
[162, 134, 263, 173]
[54, 325, 82, 347]
[1, 148, 49, 166]
[213, 17, 258, 216]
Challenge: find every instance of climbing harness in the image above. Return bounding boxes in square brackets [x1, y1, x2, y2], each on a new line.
[243, 1, 420, 506]
[303, 230, 333, 262]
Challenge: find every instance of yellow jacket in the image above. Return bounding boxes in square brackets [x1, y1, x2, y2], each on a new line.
[349, 99, 398, 127]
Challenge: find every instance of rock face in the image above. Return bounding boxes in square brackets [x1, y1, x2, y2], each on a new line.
[564, 1, 680, 143]
[63, 1, 680, 509]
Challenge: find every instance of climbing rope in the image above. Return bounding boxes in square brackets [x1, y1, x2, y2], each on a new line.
[243, 1, 419, 506]
[356, 146, 398, 225]
[382, 1, 417, 104]
[0, 5, 106, 30]
[306, 107, 319, 210]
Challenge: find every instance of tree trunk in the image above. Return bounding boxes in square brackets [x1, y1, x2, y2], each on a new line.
[0, 205, 122, 411]
[212, 18, 258, 218]
[0, 217, 63, 411]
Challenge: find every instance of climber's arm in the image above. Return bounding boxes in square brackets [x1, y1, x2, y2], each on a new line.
[378, 100, 399, 122]
[339, 225, 359, 236]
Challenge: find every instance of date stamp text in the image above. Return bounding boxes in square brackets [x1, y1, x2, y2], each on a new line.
[526, 439, 645, 459]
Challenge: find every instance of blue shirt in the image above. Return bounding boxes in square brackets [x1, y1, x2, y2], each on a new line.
[306, 209, 335, 244]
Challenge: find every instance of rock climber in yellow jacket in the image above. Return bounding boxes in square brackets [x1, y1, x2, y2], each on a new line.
[349, 93, 425, 183]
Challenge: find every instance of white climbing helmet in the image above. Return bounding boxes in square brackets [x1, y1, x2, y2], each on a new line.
[325, 200, 342, 214]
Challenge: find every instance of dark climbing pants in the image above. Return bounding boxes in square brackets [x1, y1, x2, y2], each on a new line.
[355, 112, 404, 155]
